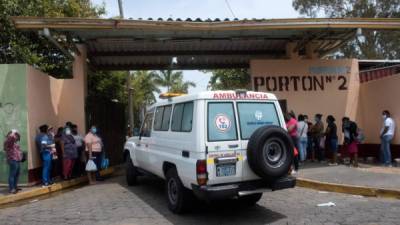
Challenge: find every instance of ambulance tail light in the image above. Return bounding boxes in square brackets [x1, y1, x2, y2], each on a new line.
[196, 159, 208, 186]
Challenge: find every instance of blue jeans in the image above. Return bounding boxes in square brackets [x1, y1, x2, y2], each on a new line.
[381, 135, 393, 165]
[298, 137, 308, 161]
[8, 160, 20, 191]
[330, 138, 338, 152]
[41, 151, 52, 184]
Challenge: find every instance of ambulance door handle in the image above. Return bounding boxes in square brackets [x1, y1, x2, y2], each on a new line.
[229, 144, 239, 148]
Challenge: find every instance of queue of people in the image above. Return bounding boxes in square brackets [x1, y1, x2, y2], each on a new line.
[285, 110, 396, 174]
[34, 122, 104, 187]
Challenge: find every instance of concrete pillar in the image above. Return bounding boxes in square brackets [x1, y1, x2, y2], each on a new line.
[55, 44, 87, 134]
[305, 42, 319, 59]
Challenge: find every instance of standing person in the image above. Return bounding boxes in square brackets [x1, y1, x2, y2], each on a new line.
[310, 114, 325, 162]
[297, 114, 308, 162]
[325, 115, 338, 166]
[380, 110, 395, 167]
[60, 127, 78, 180]
[53, 127, 64, 177]
[85, 125, 103, 184]
[304, 115, 313, 161]
[36, 124, 54, 186]
[3, 130, 23, 194]
[285, 111, 299, 174]
[47, 126, 58, 180]
[71, 124, 85, 177]
[342, 117, 359, 166]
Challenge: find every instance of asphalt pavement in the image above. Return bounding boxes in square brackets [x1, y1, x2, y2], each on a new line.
[0, 174, 399, 225]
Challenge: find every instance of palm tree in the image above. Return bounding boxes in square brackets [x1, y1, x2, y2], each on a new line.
[131, 71, 161, 125]
[153, 70, 196, 93]
[170, 79, 196, 94]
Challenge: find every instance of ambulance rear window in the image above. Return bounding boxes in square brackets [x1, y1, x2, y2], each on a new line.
[237, 102, 280, 140]
[207, 102, 238, 142]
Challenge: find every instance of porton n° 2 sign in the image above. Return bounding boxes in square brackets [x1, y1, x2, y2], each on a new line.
[251, 60, 354, 92]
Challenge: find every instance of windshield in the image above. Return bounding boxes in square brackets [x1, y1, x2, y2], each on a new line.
[237, 102, 280, 140]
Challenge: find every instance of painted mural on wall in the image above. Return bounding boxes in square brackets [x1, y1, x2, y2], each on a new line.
[0, 64, 28, 184]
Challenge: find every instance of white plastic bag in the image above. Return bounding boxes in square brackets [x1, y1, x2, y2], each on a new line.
[85, 159, 97, 172]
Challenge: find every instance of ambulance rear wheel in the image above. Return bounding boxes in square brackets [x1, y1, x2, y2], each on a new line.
[247, 125, 294, 181]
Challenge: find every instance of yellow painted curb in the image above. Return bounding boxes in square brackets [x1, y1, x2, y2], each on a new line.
[0, 167, 115, 206]
[296, 178, 400, 199]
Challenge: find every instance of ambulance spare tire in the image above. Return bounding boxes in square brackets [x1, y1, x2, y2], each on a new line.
[247, 125, 293, 181]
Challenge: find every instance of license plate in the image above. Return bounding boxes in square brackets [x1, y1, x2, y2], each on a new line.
[216, 163, 236, 177]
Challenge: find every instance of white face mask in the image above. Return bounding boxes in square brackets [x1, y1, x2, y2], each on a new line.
[65, 129, 72, 135]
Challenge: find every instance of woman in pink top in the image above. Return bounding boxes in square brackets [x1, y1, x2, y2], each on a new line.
[85, 125, 103, 184]
[285, 112, 299, 174]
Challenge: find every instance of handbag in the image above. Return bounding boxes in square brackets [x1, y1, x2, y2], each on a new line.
[20, 152, 27, 163]
[85, 159, 98, 172]
[101, 150, 109, 169]
[319, 136, 326, 149]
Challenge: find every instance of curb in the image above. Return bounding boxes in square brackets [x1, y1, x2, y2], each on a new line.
[296, 178, 400, 199]
[0, 167, 115, 206]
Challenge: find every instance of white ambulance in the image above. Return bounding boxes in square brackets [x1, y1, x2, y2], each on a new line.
[123, 90, 296, 213]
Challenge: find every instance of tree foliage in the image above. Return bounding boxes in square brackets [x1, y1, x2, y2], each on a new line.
[292, 0, 400, 59]
[0, 0, 105, 77]
[131, 71, 161, 127]
[87, 70, 127, 103]
[207, 68, 250, 90]
[153, 70, 196, 93]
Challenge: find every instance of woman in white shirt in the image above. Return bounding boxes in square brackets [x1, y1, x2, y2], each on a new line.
[297, 114, 308, 162]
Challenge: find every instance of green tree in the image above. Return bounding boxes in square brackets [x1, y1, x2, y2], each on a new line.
[153, 70, 196, 93]
[292, 0, 400, 59]
[131, 71, 161, 127]
[0, 0, 105, 77]
[207, 68, 250, 90]
[87, 70, 127, 103]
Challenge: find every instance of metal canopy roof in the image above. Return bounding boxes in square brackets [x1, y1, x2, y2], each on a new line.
[12, 17, 400, 70]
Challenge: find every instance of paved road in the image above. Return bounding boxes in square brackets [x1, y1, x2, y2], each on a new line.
[0, 174, 399, 225]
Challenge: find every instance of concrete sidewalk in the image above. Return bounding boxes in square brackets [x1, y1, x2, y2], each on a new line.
[0, 167, 115, 206]
[296, 162, 400, 198]
[298, 162, 400, 190]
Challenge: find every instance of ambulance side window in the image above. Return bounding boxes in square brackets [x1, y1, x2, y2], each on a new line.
[140, 113, 153, 138]
[171, 101, 193, 132]
[208, 102, 238, 142]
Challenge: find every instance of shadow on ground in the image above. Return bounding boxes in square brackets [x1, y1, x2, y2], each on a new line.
[117, 176, 287, 225]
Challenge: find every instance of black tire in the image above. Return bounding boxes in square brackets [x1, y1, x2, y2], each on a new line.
[165, 168, 194, 214]
[238, 193, 263, 206]
[247, 125, 294, 181]
[126, 157, 138, 186]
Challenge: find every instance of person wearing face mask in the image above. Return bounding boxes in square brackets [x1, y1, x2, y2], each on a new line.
[380, 110, 395, 167]
[61, 127, 78, 180]
[4, 129, 23, 194]
[36, 124, 55, 186]
[85, 125, 103, 184]
[297, 114, 308, 162]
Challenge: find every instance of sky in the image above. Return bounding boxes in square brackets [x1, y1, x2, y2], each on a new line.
[91, 0, 300, 95]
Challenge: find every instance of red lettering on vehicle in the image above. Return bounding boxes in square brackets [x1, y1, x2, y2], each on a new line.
[212, 92, 268, 100]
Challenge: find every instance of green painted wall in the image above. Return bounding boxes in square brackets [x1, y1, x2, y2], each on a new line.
[0, 64, 28, 184]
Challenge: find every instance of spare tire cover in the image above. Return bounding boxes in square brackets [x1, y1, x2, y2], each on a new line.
[247, 125, 294, 180]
